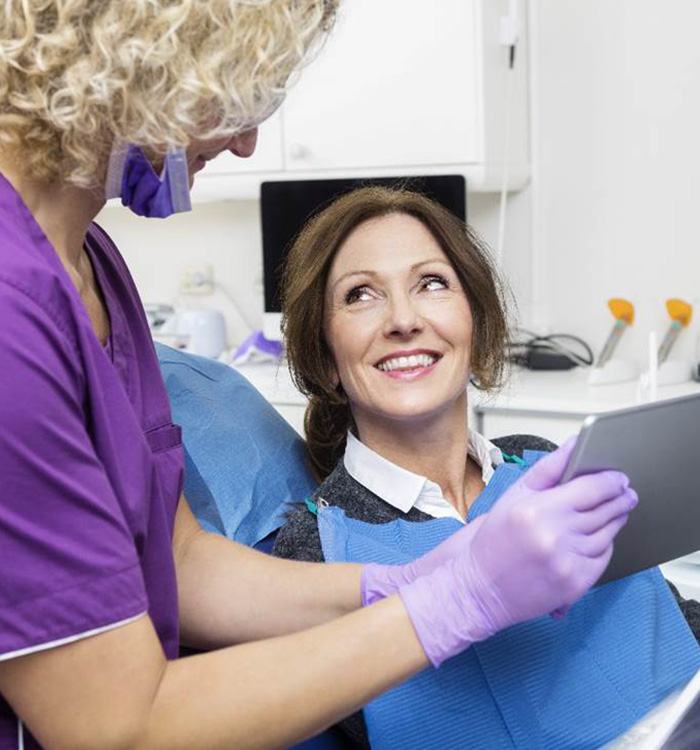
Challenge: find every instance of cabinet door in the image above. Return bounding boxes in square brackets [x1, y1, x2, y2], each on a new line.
[282, 0, 481, 171]
[477, 411, 585, 445]
[203, 110, 284, 176]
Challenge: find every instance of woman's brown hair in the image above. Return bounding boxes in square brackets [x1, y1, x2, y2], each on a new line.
[282, 185, 510, 482]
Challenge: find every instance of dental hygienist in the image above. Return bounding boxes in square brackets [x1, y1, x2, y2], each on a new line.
[0, 2, 637, 749]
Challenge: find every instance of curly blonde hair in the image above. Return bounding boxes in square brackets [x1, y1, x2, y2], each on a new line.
[0, 0, 336, 187]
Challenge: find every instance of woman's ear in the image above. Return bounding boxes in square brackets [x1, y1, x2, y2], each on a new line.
[328, 363, 340, 388]
[324, 360, 347, 404]
[322, 341, 340, 388]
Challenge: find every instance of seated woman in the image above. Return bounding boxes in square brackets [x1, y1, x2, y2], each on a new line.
[272, 186, 700, 750]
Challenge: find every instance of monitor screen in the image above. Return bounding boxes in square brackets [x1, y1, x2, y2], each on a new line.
[260, 175, 467, 316]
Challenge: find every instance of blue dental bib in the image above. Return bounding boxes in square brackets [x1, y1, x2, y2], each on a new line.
[318, 453, 700, 750]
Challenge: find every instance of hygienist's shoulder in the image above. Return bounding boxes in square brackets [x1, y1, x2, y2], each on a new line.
[0, 215, 86, 350]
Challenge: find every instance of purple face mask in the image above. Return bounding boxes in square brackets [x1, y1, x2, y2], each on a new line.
[105, 143, 192, 218]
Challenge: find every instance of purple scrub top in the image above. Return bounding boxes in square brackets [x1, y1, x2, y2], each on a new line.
[0, 174, 183, 749]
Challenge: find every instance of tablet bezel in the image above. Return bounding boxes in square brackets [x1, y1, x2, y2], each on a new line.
[560, 392, 700, 585]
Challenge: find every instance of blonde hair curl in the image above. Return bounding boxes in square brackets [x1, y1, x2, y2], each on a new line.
[0, 0, 336, 187]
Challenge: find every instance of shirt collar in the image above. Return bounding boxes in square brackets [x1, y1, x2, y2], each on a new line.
[343, 432, 424, 513]
[470, 430, 504, 484]
[343, 430, 504, 515]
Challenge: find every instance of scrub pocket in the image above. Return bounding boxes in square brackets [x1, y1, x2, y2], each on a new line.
[145, 422, 184, 533]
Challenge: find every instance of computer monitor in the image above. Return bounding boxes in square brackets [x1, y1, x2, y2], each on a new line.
[260, 175, 467, 340]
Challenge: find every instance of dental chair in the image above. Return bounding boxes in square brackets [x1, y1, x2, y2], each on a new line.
[157, 344, 353, 750]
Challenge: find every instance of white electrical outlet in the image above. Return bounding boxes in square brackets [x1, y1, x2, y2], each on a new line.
[181, 265, 215, 295]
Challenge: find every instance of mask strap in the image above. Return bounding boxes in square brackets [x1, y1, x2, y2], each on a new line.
[166, 147, 193, 213]
[104, 140, 130, 200]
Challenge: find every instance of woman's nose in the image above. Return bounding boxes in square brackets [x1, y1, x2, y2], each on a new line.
[383, 294, 423, 338]
[229, 128, 258, 158]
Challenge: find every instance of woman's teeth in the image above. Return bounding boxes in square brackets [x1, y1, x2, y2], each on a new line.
[377, 354, 437, 372]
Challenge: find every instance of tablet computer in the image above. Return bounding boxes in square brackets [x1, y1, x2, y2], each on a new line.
[560, 392, 700, 585]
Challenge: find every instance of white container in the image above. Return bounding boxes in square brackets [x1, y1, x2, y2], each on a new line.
[174, 308, 227, 359]
[657, 359, 692, 386]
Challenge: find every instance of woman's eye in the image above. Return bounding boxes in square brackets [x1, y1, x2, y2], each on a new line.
[344, 285, 373, 304]
[421, 274, 449, 291]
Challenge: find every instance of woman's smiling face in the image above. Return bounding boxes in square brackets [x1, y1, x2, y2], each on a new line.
[324, 212, 474, 429]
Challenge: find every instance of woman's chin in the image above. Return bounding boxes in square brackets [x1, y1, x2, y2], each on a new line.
[366, 401, 456, 427]
[354, 388, 469, 431]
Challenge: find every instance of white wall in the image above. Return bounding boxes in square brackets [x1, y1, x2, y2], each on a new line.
[97, 190, 534, 350]
[97, 200, 265, 346]
[531, 0, 700, 368]
[469, 189, 534, 326]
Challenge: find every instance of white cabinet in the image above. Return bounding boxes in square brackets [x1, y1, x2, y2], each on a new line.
[475, 409, 585, 445]
[234, 361, 307, 436]
[282, 0, 481, 171]
[191, 0, 529, 202]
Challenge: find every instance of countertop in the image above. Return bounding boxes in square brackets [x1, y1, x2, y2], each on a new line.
[472, 366, 700, 416]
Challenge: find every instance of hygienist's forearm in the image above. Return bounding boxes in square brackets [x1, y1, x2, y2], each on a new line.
[142, 596, 427, 750]
[0, 593, 427, 750]
[176, 526, 363, 649]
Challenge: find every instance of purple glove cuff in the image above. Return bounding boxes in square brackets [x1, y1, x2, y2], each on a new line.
[398, 560, 495, 668]
[360, 519, 486, 608]
[360, 562, 411, 607]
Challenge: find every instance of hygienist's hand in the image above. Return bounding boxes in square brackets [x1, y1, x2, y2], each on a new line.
[361, 515, 486, 606]
[398, 439, 638, 667]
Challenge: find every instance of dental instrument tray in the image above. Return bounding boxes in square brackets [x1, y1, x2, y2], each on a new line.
[560, 392, 700, 586]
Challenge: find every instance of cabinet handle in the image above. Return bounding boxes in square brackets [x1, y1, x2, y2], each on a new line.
[288, 143, 310, 160]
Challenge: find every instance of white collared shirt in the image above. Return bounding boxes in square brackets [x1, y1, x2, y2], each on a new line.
[343, 430, 504, 525]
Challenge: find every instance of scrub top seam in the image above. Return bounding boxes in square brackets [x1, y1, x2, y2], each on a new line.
[82, 229, 133, 396]
[0, 598, 149, 663]
[0, 611, 147, 663]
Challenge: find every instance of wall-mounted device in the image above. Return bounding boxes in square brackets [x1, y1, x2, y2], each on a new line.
[588, 298, 638, 386]
[657, 298, 693, 386]
[260, 175, 467, 341]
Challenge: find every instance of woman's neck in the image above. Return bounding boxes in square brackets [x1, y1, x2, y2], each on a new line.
[353, 395, 484, 518]
[0, 154, 104, 270]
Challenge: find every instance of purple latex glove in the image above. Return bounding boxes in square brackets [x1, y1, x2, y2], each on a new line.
[399, 439, 638, 667]
[361, 515, 486, 606]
